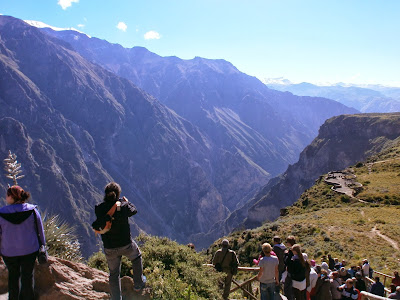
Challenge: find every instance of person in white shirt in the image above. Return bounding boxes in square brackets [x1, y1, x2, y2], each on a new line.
[362, 259, 370, 284]
[308, 266, 318, 297]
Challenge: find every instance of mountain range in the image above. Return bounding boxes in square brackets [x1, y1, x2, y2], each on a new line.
[0, 15, 357, 254]
[265, 80, 400, 113]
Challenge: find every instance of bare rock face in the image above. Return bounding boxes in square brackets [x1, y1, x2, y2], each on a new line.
[240, 113, 400, 228]
[0, 256, 150, 300]
[198, 113, 400, 242]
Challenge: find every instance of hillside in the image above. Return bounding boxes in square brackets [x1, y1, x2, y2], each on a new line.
[209, 140, 400, 274]
[196, 113, 400, 247]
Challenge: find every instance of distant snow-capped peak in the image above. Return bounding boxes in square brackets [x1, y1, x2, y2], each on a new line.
[262, 77, 293, 85]
[24, 20, 91, 38]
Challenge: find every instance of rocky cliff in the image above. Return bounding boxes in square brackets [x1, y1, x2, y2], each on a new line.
[0, 15, 227, 254]
[0, 15, 358, 254]
[40, 26, 358, 210]
[201, 113, 400, 243]
[0, 257, 150, 299]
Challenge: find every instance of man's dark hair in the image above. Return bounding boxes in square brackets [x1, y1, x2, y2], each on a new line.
[273, 236, 281, 244]
[104, 182, 121, 202]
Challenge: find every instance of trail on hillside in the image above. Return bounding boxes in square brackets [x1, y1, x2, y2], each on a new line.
[371, 225, 399, 250]
[367, 158, 399, 174]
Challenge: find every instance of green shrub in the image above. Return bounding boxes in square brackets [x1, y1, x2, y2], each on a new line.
[87, 251, 133, 276]
[88, 234, 223, 299]
[341, 195, 350, 203]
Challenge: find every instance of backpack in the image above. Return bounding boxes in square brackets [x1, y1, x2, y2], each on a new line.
[273, 245, 286, 272]
[215, 250, 229, 272]
[92, 201, 120, 235]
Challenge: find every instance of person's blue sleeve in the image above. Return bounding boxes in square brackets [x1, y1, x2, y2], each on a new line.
[34, 208, 46, 245]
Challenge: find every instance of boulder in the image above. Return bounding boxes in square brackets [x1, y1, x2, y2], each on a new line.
[0, 256, 150, 300]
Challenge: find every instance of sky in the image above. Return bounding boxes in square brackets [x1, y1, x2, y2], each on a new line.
[1, 0, 400, 86]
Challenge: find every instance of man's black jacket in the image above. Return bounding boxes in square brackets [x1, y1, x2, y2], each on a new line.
[92, 199, 137, 249]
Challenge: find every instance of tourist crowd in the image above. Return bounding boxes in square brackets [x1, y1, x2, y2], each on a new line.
[254, 235, 400, 300]
[213, 235, 400, 300]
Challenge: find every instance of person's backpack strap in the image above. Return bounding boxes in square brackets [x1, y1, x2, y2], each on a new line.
[93, 202, 119, 235]
[221, 249, 229, 265]
[215, 249, 229, 272]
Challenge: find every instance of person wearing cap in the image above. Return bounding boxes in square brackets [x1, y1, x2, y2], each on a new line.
[213, 239, 239, 300]
[361, 259, 370, 283]
[0, 185, 46, 300]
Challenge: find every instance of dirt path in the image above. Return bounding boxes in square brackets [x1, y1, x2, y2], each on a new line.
[371, 226, 399, 250]
[367, 158, 399, 174]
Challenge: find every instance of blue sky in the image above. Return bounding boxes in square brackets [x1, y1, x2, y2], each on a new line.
[1, 0, 400, 86]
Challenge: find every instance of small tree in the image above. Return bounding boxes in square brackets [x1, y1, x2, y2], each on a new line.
[3, 150, 25, 186]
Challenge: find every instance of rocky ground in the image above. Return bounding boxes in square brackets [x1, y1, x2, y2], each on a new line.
[0, 256, 150, 299]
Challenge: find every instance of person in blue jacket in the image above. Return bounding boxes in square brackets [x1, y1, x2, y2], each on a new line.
[0, 185, 45, 300]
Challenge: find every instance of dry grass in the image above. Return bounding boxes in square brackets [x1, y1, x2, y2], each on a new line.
[210, 140, 400, 278]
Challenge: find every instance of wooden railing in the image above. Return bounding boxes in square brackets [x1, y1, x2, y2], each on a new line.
[360, 291, 390, 300]
[365, 276, 391, 297]
[204, 264, 260, 300]
[372, 270, 394, 288]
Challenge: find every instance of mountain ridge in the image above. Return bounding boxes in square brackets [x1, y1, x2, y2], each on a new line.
[209, 137, 400, 275]
[267, 81, 400, 113]
[1, 15, 358, 253]
[198, 113, 400, 246]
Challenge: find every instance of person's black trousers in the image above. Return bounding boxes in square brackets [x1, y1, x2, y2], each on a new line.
[3, 251, 37, 300]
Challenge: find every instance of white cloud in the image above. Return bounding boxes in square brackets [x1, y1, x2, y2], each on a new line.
[350, 73, 361, 81]
[116, 22, 127, 32]
[144, 31, 161, 40]
[77, 24, 85, 28]
[58, 0, 79, 10]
